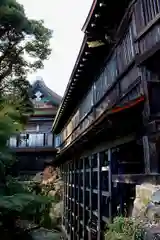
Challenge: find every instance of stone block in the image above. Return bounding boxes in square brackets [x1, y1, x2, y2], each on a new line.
[132, 183, 160, 222]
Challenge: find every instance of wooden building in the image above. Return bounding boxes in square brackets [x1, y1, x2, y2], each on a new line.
[53, 0, 160, 239]
[9, 78, 61, 176]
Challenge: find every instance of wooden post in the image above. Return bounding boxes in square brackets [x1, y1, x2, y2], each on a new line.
[141, 67, 159, 174]
[82, 158, 86, 239]
[142, 136, 159, 174]
[89, 156, 92, 240]
[97, 153, 101, 240]
[108, 149, 112, 221]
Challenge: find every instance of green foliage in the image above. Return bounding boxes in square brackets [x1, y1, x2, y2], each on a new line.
[0, 103, 56, 233]
[0, 0, 54, 235]
[0, 193, 52, 213]
[0, 176, 56, 231]
[0, 0, 52, 117]
[0, 0, 52, 80]
[105, 217, 144, 240]
[0, 0, 52, 74]
[29, 181, 60, 228]
[0, 104, 23, 184]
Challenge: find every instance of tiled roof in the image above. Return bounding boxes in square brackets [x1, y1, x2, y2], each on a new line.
[32, 79, 62, 106]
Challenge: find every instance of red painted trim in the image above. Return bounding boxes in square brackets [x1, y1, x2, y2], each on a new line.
[111, 96, 145, 114]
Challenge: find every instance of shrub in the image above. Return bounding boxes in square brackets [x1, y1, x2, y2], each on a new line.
[105, 216, 144, 240]
[0, 105, 57, 235]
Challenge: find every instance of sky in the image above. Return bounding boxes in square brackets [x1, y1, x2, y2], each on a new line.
[17, 0, 93, 97]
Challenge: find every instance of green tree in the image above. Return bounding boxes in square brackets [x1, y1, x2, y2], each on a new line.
[0, 0, 55, 237]
[0, 103, 56, 238]
[0, 0, 52, 109]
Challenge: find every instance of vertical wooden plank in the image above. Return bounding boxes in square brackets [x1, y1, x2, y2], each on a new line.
[97, 153, 101, 240]
[89, 156, 92, 240]
[142, 136, 151, 174]
[67, 163, 70, 234]
[74, 165, 76, 240]
[153, 0, 159, 15]
[141, 68, 151, 125]
[140, 0, 145, 29]
[75, 162, 77, 238]
[68, 163, 71, 237]
[63, 165, 66, 229]
[142, 136, 159, 174]
[64, 163, 67, 230]
[134, 1, 141, 35]
[142, 0, 148, 25]
[82, 158, 86, 239]
[77, 160, 80, 240]
[62, 164, 65, 227]
[108, 149, 112, 221]
[70, 162, 73, 239]
[156, 0, 160, 13]
[66, 164, 69, 233]
[65, 165, 68, 231]
[146, 0, 152, 23]
[149, 0, 155, 19]
[149, 140, 159, 173]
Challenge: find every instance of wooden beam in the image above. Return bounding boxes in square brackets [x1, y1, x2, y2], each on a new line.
[148, 139, 159, 173]
[143, 135, 159, 174]
[112, 174, 160, 184]
[12, 147, 57, 153]
[136, 41, 160, 66]
[142, 136, 151, 174]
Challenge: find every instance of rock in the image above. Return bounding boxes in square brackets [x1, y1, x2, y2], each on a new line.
[54, 179, 64, 197]
[43, 167, 57, 182]
[51, 201, 63, 220]
[48, 190, 57, 198]
[42, 176, 57, 185]
[152, 190, 160, 204]
[16, 219, 38, 231]
[54, 179, 63, 190]
[30, 228, 62, 240]
[132, 183, 160, 222]
[142, 225, 160, 240]
[145, 190, 160, 222]
[49, 201, 63, 222]
[32, 172, 43, 182]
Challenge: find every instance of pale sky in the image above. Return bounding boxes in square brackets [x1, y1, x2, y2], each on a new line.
[17, 0, 92, 96]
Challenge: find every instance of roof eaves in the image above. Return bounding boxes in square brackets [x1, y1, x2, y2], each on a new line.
[52, 35, 88, 132]
[52, 0, 135, 133]
[82, 0, 98, 33]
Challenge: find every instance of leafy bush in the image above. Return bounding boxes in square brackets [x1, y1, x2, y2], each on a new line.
[0, 103, 57, 236]
[105, 216, 144, 240]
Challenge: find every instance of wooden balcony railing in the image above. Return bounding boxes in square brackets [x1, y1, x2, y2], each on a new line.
[56, 16, 144, 150]
[58, 67, 142, 150]
[138, 24, 160, 54]
[135, 0, 160, 36]
[9, 133, 54, 148]
[134, 0, 160, 63]
[57, 1, 160, 151]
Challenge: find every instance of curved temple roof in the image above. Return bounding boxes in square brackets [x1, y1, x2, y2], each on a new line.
[32, 79, 62, 106]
